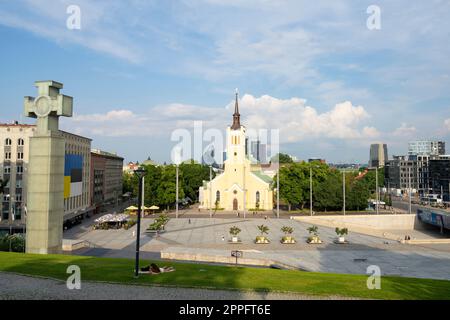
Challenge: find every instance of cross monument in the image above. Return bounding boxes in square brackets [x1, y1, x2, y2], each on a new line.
[24, 81, 73, 254]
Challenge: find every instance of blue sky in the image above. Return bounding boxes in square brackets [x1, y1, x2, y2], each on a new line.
[1, 0, 450, 164]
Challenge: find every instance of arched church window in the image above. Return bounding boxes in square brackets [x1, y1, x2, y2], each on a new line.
[5, 138, 11, 146]
[216, 191, 220, 202]
[256, 191, 260, 202]
[18, 138, 24, 146]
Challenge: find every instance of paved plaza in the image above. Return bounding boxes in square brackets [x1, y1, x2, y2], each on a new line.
[65, 214, 450, 281]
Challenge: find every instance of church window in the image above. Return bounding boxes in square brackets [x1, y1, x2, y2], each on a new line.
[5, 138, 12, 146]
[233, 190, 237, 195]
[18, 138, 24, 146]
[256, 191, 260, 203]
[216, 191, 220, 203]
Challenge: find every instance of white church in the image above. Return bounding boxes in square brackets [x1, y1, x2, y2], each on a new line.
[199, 93, 274, 211]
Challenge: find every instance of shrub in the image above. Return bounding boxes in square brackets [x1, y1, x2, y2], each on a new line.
[0, 234, 25, 252]
[257, 225, 269, 236]
[281, 226, 294, 235]
[229, 226, 241, 236]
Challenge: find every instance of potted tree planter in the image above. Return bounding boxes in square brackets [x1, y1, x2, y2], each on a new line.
[281, 226, 296, 244]
[334, 227, 349, 244]
[307, 225, 322, 244]
[255, 225, 270, 244]
[229, 226, 242, 243]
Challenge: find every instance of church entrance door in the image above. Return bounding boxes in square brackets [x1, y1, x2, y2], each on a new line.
[233, 199, 238, 211]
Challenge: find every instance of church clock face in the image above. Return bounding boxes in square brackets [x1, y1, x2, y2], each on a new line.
[34, 95, 52, 117]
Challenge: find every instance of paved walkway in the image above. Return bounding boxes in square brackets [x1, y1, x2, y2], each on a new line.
[66, 218, 450, 281]
[0, 272, 355, 300]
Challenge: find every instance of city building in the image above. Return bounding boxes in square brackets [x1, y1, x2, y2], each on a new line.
[199, 93, 273, 211]
[369, 143, 388, 168]
[0, 122, 93, 231]
[91, 149, 124, 212]
[249, 140, 268, 164]
[428, 155, 450, 201]
[408, 140, 445, 156]
[385, 155, 418, 193]
[123, 161, 140, 173]
[0, 122, 35, 231]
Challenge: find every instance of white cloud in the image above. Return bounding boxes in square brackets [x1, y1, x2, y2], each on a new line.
[65, 93, 378, 144]
[392, 123, 417, 137]
[444, 119, 450, 132]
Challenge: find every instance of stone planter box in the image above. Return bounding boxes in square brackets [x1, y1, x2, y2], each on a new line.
[281, 236, 296, 244]
[307, 236, 323, 244]
[333, 238, 349, 244]
[255, 236, 270, 244]
[228, 237, 242, 244]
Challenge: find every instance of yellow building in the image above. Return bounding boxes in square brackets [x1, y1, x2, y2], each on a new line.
[199, 93, 274, 211]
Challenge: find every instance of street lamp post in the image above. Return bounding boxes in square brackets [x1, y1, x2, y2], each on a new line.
[209, 166, 212, 219]
[342, 170, 346, 216]
[276, 166, 280, 219]
[176, 165, 179, 219]
[310, 166, 313, 216]
[133, 167, 146, 278]
[376, 167, 379, 215]
[408, 167, 412, 215]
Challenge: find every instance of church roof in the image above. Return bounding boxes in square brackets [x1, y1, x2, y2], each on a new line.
[231, 90, 241, 130]
[251, 171, 273, 184]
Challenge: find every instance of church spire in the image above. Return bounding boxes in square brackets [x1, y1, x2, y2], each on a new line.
[231, 88, 241, 130]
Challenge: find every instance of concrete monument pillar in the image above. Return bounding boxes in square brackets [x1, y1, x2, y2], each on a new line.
[24, 81, 73, 254]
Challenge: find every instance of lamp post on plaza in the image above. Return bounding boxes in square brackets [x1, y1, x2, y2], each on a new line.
[309, 164, 320, 216]
[209, 166, 212, 218]
[176, 164, 179, 219]
[342, 170, 346, 216]
[133, 167, 146, 278]
[276, 165, 280, 219]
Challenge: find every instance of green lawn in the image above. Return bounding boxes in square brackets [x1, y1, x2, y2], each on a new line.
[0, 252, 449, 300]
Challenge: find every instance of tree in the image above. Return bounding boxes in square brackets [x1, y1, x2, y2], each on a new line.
[179, 162, 212, 202]
[156, 165, 185, 210]
[122, 173, 134, 195]
[271, 153, 293, 164]
[347, 179, 371, 211]
[314, 170, 342, 211]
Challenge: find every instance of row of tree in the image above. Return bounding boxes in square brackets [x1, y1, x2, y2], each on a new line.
[123, 155, 386, 212]
[275, 160, 385, 211]
[123, 161, 213, 210]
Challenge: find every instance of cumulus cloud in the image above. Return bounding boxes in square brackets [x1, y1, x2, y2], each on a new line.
[65, 93, 378, 144]
[444, 119, 450, 132]
[392, 123, 417, 137]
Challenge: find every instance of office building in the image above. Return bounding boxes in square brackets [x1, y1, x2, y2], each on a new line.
[0, 122, 92, 231]
[408, 140, 445, 156]
[91, 149, 124, 211]
[369, 143, 388, 168]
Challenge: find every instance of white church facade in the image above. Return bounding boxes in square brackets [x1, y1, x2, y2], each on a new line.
[199, 93, 274, 211]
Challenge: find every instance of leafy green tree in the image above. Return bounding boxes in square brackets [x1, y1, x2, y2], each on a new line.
[122, 173, 134, 195]
[347, 179, 371, 211]
[156, 165, 185, 210]
[271, 153, 294, 164]
[179, 161, 212, 201]
[314, 170, 342, 211]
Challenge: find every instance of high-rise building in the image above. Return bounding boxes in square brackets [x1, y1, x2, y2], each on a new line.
[408, 140, 445, 156]
[369, 143, 388, 168]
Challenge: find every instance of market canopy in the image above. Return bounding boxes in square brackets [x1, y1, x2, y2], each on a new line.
[95, 213, 129, 223]
[149, 205, 160, 210]
[126, 205, 138, 211]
